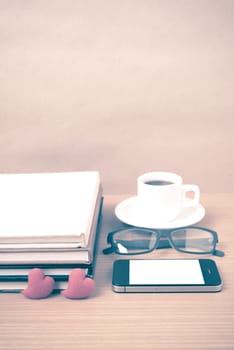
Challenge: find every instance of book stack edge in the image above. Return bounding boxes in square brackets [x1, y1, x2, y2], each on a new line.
[0, 171, 103, 292]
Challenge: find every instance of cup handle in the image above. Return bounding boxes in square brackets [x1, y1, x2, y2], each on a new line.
[183, 185, 200, 207]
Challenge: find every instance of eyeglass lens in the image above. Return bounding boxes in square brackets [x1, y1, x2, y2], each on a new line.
[171, 228, 215, 253]
[112, 229, 157, 254]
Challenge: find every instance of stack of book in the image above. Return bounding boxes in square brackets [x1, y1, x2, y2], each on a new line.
[0, 171, 103, 292]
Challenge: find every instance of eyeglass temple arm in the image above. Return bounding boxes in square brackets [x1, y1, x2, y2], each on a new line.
[102, 238, 225, 256]
[113, 238, 215, 250]
[213, 249, 224, 257]
[102, 229, 121, 254]
[102, 246, 115, 254]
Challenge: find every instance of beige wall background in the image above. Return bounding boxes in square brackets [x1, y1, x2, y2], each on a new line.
[0, 0, 233, 194]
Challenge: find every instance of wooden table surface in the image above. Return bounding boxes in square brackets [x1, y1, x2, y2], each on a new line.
[0, 194, 233, 350]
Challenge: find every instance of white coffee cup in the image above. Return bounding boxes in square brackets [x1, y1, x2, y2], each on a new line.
[137, 172, 200, 223]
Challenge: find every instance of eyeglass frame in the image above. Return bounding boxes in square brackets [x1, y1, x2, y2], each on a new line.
[103, 226, 224, 257]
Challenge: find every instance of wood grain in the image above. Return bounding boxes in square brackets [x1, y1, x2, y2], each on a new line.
[0, 194, 233, 350]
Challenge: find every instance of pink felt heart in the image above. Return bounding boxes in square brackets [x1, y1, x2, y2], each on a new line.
[62, 268, 95, 299]
[22, 268, 55, 299]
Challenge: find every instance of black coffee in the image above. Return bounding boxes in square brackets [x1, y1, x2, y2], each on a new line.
[144, 180, 174, 186]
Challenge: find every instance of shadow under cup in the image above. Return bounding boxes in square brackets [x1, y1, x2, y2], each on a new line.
[137, 172, 200, 223]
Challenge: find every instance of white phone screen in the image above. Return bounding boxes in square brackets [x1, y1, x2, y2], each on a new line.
[129, 260, 205, 285]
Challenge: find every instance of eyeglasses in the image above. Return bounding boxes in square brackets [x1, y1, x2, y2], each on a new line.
[103, 226, 224, 257]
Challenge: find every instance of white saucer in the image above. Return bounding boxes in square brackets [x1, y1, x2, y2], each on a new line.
[115, 196, 205, 229]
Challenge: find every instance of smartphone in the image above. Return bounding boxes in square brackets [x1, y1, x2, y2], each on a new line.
[112, 259, 222, 293]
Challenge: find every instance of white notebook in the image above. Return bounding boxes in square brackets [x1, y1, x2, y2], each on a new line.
[0, 171, 101, 247]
